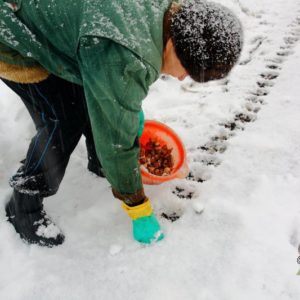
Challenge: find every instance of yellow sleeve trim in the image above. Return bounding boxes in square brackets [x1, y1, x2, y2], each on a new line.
[122, 198, 153, 220]
[0, 61, 49, 84]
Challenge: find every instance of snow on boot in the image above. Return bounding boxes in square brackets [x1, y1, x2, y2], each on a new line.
[122, 198, 164, 244]
[5, 190, 65, 247]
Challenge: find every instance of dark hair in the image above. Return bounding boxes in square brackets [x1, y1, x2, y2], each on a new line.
[170, 0, 243, 82]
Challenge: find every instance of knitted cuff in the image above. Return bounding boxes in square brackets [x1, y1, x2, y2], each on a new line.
[112, 188, 146, 206]
[0, 61, 49, 83]
[122, 198, 153, 220]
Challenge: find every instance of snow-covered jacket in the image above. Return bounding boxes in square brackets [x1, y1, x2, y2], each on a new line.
[0, 0, 172, 201]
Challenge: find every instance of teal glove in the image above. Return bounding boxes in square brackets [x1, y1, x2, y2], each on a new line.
[132, 213, 164, 244]
[122, 198, 164, 244]
[137, 110, 145, 137]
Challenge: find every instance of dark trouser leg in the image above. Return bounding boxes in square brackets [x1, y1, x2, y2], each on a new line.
[2, 75, 88, 196]
[2, 75, 90, 246]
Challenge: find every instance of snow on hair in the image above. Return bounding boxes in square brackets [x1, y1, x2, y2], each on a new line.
[171, 0, 243, 82]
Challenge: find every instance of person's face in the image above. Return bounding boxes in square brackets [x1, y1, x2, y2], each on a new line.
[161, 39, 188, 81]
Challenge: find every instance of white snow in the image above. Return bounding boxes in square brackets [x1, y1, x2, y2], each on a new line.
[192, 199, 205, 214]
[35, 219, 61, 239]
[1, 0, 300, 299]
[109, 244, 123, 256]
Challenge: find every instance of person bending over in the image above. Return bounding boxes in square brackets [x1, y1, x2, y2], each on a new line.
[0, 0, 243, 246]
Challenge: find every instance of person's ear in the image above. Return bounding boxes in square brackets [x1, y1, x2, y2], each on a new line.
[165, 38, 173, 54]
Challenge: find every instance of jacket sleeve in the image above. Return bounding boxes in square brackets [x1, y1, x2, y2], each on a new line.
[77, 38, 153, 203]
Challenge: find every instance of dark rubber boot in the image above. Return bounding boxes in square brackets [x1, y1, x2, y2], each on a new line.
[86, 137, 106, 178]
[87, 160, 106, 178]
[5, 190, 65, 247]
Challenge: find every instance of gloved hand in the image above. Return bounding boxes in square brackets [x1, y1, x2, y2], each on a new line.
[122, 198, 164, 244]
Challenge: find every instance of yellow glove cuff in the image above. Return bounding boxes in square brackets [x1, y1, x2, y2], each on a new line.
[122, 198, 153, 220]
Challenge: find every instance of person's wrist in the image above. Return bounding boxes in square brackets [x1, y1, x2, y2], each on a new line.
[112, 188, 145, 206]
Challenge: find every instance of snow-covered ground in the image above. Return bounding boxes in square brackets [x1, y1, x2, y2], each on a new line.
[1, 0, 300, 299]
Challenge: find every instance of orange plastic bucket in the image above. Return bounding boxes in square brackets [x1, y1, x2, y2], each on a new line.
[140, 120, 189, 185]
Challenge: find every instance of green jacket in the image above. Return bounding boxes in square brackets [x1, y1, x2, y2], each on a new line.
[0, 0, 172, 198]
